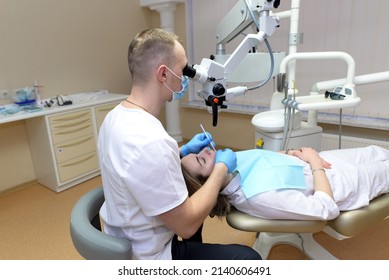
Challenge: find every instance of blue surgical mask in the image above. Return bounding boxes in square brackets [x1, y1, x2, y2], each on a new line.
[163, 67, 189, 100]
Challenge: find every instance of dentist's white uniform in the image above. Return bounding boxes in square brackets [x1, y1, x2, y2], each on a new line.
[98, 104, 187, 259]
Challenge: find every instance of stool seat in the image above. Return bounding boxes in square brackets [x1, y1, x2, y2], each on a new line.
[70, 186, 132, 260]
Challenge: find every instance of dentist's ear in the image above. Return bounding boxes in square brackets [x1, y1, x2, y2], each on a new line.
[157, 65, 167, 81]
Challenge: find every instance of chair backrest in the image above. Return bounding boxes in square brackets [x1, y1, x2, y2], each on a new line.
[70, 186, 132, 260]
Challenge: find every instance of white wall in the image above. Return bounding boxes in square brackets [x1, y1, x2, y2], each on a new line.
[0, 0, 148, 97]
[0, 0, 151, 192]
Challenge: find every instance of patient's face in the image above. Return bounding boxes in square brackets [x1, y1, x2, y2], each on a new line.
[181, 147, 216, 178]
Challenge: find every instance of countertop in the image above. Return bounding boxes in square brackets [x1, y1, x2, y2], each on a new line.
[0, 91, 126, 125]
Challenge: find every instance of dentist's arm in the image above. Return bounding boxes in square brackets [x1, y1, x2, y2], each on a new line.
[159, 149, 236, 239]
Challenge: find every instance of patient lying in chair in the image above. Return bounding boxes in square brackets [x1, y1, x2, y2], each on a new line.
[181, 145, 389, 220]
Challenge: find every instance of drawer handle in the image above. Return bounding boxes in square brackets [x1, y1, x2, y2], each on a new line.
[61, 153, 95, 167]
[54, 123, 91, 135]
[51, 111, 90, 122]
[58, 135, 94, 148]
[52, 118, 91, 129]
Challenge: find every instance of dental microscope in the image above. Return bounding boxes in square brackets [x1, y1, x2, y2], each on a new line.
[184, 0, 281, 127]
[185, 0, 362, 152]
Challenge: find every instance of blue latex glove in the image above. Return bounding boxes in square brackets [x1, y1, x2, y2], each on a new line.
[215, 148, 237, 173]
[181, 132, 214, 157]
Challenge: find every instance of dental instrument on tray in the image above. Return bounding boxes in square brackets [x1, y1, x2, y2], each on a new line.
[200, 124, 216, 152]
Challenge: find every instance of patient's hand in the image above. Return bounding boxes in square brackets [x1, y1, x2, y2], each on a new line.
[290, 147, 332, 169]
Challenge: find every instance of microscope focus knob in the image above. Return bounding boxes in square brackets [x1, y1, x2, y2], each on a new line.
[212, 83, 225, 96]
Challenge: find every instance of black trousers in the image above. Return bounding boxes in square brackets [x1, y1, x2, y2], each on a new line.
[171, 224, 261, 260]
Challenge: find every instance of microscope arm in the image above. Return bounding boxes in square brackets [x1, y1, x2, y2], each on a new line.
[185, 0, 280, 126]
[216, 0, 281, 45]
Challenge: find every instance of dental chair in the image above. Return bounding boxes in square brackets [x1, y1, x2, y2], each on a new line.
[226, 193, 389, 259]
[70, 186, 132, 260]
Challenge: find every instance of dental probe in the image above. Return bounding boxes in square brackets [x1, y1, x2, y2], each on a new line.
[200, 124, 216, 152]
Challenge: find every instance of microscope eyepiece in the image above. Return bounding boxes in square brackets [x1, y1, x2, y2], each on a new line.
[183, 64, 197, 78]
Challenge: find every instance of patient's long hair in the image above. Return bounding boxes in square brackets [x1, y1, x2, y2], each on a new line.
[181, 166, 231, 217]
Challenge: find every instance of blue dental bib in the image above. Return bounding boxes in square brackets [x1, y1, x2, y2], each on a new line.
[235, 149, 307, 198]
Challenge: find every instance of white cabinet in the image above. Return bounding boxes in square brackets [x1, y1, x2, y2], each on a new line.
[25, 101, 119, 192]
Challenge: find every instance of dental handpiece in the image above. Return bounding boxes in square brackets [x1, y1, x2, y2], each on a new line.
[200, 124, 216, 152]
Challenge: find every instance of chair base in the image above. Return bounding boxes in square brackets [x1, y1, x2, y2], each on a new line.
[252, 232, 337, 260]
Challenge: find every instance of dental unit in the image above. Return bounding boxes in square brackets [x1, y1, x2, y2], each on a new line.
[188, 0, 389, 259]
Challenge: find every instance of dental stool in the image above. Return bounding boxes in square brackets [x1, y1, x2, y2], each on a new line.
[226, 193, 389, 259]
[70, 186, 132, 260]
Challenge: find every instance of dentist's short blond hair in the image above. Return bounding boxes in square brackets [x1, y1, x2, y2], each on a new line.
[128, 28, 181, 85]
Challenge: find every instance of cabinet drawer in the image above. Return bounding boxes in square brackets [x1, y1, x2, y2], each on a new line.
[49, 109, 93, 144]
[54, 134, 96, 163]
[95, 102, 119, 132]
[49, 109, 91, 126]
[57, 151, 99, 183]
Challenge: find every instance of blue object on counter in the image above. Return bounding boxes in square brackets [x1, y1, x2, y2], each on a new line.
[26, 106, 43, 113]
[0, 102, 43, 115]
[1, 104, 21, 115]
[15, 99, 36, 106]
[15, 87, 35, 102]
